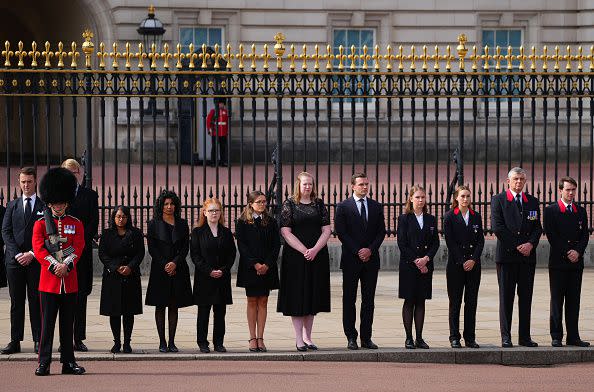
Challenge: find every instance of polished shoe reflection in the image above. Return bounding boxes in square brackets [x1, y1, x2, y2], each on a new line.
[35, 363, 50, 376]
[518, 339, 538, 347]
[62, 362, 86, 375]
[551, 339, 563, 347]
[465, 340, 480, 349]
[450, 339, 462, 348]
[415, 338, 430, 349]
[347, 338, 359, 350]
[0, 341, 21, 355]
[405, 338, 415, 349]
[74, 341, 88, 352]
[360, 340, 378, 350]
[567, 339, 590, 347]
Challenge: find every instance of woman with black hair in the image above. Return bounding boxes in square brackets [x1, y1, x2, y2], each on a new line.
[145, 190, 192, 353]
[99, 206, 145, 353]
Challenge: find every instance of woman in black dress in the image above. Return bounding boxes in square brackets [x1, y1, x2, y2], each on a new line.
[191, 198, 236, 353]
[236, 190, 281, 352]
[277, 172, 331, 351]
[145, 190, 193, 353]
[397, 185, 440, 349]
[99, 205, 145, 353]
[443, 185, 484, 349]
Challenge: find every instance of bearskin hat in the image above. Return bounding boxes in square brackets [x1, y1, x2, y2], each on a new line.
[39, 167, 77, 204]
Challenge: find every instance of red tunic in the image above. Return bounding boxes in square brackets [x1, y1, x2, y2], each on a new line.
[32, 214, 85, 294]
[206, 107, 229, 137]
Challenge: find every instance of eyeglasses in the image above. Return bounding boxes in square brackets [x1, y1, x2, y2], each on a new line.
[253, 200, 267, 205]
[207, 209, 221, 214]
[115, 215, 128, 220]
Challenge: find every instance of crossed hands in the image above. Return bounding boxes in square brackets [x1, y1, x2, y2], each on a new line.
[164, 261, 177, 277]
[254, 263, 269, 276]
[358, 248, 372, 262]
[516, 242, 534, 257]
[303, 247, 319, 261]
[414, 256, 430, 274]
[463, 259, 476, 272]
[117, 266, 132, 276]
[210, 269, 223, 278]
[567, 250, 580, 263]
[54, 263, 69, 278]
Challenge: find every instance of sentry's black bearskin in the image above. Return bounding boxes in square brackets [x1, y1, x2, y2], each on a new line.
[39, 167, 77, 204]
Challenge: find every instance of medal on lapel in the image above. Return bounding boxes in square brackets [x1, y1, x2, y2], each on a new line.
[528, 210, 537, 221]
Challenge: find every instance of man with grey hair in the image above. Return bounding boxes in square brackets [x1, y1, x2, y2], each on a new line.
[491, 167, 542, 348]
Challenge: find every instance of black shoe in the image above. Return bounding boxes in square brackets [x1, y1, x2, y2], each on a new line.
[502, 338, 513, 348]
[1, 341, 21, 355]
[415, 338, 430, 349]
[551, 339, 563, 347]
[74, 341, 88, 352]
[405, 338, 416, 349]
[35, 363, 50, 376]
[159, 343, 168, 353]
[122, 342, 132, 354]
[361, 340, 378, 350]
[257, 338, 268, 352]
[519, 339, 538, 347]
[214, 345, 227, 353]
[248, 338, 259, 352]
[34, 341, 39, 354]
[62, 362, 86, 375]
[450, 339, 462, 348]
[199, 345, 210, 353]
[567, 339, 590, 347]
[465, 340, 480, 349]
[347, 338, 359, 350]
[168, 342, 179, 353]
[296, 345, 308, 352]
[110, 341, 121, 354]
[306, 343, 318, 351]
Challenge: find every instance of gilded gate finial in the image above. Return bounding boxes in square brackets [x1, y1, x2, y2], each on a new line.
[81, 29, 94, 69]
[288, 45, 297, 71]
[29, 42, 40, 68]
[529, 46, 537, 71]
[55, 42, 66, 68]
[456, 34, 468, 70]
[348, 45, 357, 70]
[187, 43, 196, 69]
[469, 45, 479, 71]
[300, 44, 308, 70]
[199, 44, 208, 69]
[337, 45, 345, 70]
[2, 41, 13, 67]
[97, 42, 107, 68]
[420, 45, 428, 71]
[445, 45, 452, 71]
[273, 32, 285, 70]
[481, 46, 491, 70]
[261, 44, 270, 70]
[372, 45, 381, 71]
[541, 46, 549, 71]
[225, 44, 233, 70]
[325, 44, 334, 70]
[136, 43, 147, 69]
[431, 46, 439, 70]
[15, 41, 27, 68]
[360, 45, 369, 71]
[397, 45, 404, 71]
[517, 46, 527, 71]
[237, 44, 245, 70]
[161, 43, 172, 69]
[110, 42, 121, 69]
[312, 45, 321, 71]
[564, 46, 572, 71]
[384, 45, 394, 70]
[149, 42, 159, 69]
[174, 43, 184, 69]
[577, 46, 583, 71]
[552, 46, 561, 71]
[505, 46, 514, 70]
[124, 43, 134, 69]
[408, 45, 416, 70]
[590, 46, 594, 70]
[494, 46, 503, 71]
[42, 42, 53, 68]
[68, 42, 79, 69]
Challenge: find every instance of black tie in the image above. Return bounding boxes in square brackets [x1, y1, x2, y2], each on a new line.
[24, 197, 32, 222]
[255, 216, 262, 224]
[515, 194, 523, 213]
[359, 199, 368, 229]
[567, 204, 572, 214]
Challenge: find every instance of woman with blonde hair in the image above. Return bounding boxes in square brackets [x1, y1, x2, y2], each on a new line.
[191, 198, 236, 353]
[396, 185, 440, 349]
[277, 172, 331, 351]
[236, 190, 281, 352]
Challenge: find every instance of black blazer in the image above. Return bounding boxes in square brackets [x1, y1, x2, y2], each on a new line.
[397, 212, 440, 272]
[335, 196, 386, 270]
[235, 217, 280, 289]
[98, 227, 145, 277]
[0, 204, 6, 287]
[1, 195, 45, 266]
[443, 208, 485, 267]
[544, 200, 589, 270]
[491, 190, 542, 264]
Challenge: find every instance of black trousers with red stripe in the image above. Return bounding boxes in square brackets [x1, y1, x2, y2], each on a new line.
[38, 292, 77, 365]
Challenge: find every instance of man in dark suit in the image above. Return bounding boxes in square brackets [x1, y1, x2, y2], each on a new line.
[335, 172, 386, 350]
[544, 176, 590, 347]
[1, 167, 44, 354]
[0, 204, 6, 288]
[62, 159, 99, 352]
[491, 167, 542, 348]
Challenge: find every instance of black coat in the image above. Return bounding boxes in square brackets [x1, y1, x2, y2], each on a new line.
[98, 227, 145, 316]
[544, 200, 589, 270]
[0, 205, 6, 287]
[491, 190, 542, 264]
[145, 218, 193, 308]
[191, 224, 236, 305]
[334, 196, 386, 271]
[443, 208, 485, 267]
[2, 195, 45, 266]
[67, 186, 99, 295]
[235, 217, 280, 290]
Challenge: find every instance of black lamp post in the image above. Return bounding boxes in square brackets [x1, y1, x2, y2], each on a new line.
[137, 4, 166, 52]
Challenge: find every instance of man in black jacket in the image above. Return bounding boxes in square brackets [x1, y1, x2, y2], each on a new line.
[0, 204, 6, 289]
[491, 167, 542, 348]
[1, 167, 44, 354]
[544, 176, 590, 347]
[61, 159, 99, 352]
[335, 173, 386, 350]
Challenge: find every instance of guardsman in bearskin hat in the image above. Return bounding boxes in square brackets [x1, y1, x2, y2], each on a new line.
[32, 167, 86, 376]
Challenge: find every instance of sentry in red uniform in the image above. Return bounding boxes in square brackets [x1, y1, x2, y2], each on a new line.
[32, 214, 85, 294]
[206, 105, 229, 137]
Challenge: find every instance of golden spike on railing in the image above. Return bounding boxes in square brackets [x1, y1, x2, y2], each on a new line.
[68, 42, 79, 69]
[360, 45, 369, 71]
[420, 45, 428, 71]
[42, 42, 53, 68]
[29, 41, 40, 68]
[110, 42, 120, 69]
[469, 46, 479, 71]
[564, 46, 572, 71]
[397, 45, 404, 70]
[385, 45, 394, 71]
[273, 32, 285, 70]
[288, 45, 297, 71]
[300, 44, 308, 70]
[81, 30, 94, 69]
[517, 46, 527, 71]
[337, 45, 345, 70]
[237, 44, 245, 70]
[505, 46, 514, 70]
[590, 46, 594, 71]
[348, 45, 357, 70]
[97, 42, 107, 68]
[261, 44, 270, 70]
[552, 46, 560, 71]
[325, 44, 334, 71]
[312, 45, 320, 71]
[372, 45, 381, 70]
[187, 43, 197, 69]
[225, 44, 233, 70]
[199, 44, 208, 69]
[174, 43, 184, 69]
[481, 46, 490, 70]
[456, 34, 468, 71]
[494, 46, 502, 71]
[2, 41, 14, 67]
[249, 44, 257, 70]
[15, 41, 27, 68]
[577, 46, 584, 71]
[136, 43, 147, 69]
[541, 46, 549, 71]
[123, 43, 133, 69]
[529, 46, 537, 71]
[445, 45, 453, 71]
[161, 43, 172, 69]
[56, 42, 66, 68]
[431, 46, 439, 70]
[149, 43, 159, 69]
[408, 45, 416, 70]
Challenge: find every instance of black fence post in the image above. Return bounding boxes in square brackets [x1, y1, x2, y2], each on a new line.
[83, 31, 94, 188]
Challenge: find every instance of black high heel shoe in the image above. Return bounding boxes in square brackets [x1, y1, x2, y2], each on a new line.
[159, 342, 168, 353]
[296, 344, 308, 352]
[248, 338, 258, 352]
[257, 338, 267, 353]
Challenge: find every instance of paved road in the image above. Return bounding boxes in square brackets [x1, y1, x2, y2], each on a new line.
[1, 361, 594, 392]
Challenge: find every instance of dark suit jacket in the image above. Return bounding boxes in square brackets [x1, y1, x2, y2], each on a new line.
[235, 217, 280, 289]
[335, 196, 386, 271]
[397, 213, 440, 272]
[443, 207, 485, 267]
[491, 190, 542, 264]
[1, 195, 45, 266]
[0, 205, 6, 287]
[544, 200, 589, 270]
[67, 185, 99, 295]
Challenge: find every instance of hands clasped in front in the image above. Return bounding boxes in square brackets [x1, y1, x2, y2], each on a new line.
[254, 262, 269, 276]
[516, 242, 534, 257]
[302, 247, 320, 261]
[413, 256, 430, 274]
[164, 261, 177, 276]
